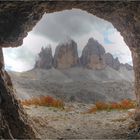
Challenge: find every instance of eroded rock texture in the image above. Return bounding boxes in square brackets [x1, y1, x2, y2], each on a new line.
[35, 46, 53, 69]
[53, 39, 79, 69]
[0, 1, 140, 139]
[104, 53, 121, 70]
[81, 38, 106, 69]
[120, 63, 133, 71]
[123, 63, 133, 71]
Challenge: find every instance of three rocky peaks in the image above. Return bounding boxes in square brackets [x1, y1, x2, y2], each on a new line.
[35, 37, 132, 71]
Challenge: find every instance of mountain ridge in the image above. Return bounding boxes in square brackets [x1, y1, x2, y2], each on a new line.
[35, 37, 133, 71]
[9, 66, 134, 103]
[9, 37, 134, 103]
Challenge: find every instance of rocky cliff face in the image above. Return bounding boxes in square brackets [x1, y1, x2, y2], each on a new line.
[124, 63, 133, 70]
[35, 47, 53, 69]
[35, 38, 133, 71]
[80, 38, 106, 70]
[53, 40, 79, 69]
[120, 63, 133, 71]
[104, 53, 133, 71]
[104, 53, 121, 70]
[0, 49, 36, 139]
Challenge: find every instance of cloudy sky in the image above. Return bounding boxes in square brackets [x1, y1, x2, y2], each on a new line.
[3, 9, 132, 72]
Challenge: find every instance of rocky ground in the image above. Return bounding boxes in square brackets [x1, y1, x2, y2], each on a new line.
[24, 103, 135, 139]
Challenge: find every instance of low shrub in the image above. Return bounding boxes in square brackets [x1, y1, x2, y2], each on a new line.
[87, 99, 136, 113]
[21, 96, 64, 108]
[119, 99, 135, 109]
[95, 102, 110, 110]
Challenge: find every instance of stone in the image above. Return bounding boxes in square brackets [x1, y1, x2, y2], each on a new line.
[53, 39, 79, 69]
[35, 46, 53, 69]
[104, 53, 114, 67]
[123, 63, 133, 71]
[80, 37, 106, 69]
[113, 57, 120, 70]
[0, 49, 37, 139]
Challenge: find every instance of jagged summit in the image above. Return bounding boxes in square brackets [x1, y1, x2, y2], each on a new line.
[58, 36, 75, 46]
[35, 46, 53, 69]
[80, 37, 106, 69]
[85, 37, 105, 55]
[53, 39, 79, 69]
[34, 37, 133, 71]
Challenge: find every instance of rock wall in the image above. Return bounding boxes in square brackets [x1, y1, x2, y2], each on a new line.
[122, 63, 133, 71]
[0, 1, 139, 51]
[53, 40, 79, 69]
[35, 46, 53, 69]
[104, 53, 121, 70]
[81, 38, 106, 70]
[0, 48, 37, 139]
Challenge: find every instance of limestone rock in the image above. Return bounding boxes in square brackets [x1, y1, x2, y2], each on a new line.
[124, 63, 133, 70]
[104, 53, 114, 67]
[120, 63, 133, 71]
[80, 38, 106, 69]
[104, 53, 120, 70]
[113, 57, 120, 70]
[53, 39, 79, 69]
[35, 46, 53, 69]
[0, 49, 36, 139]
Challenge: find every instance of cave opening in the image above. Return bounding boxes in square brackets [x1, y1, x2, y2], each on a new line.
[2, 8, 136, 139]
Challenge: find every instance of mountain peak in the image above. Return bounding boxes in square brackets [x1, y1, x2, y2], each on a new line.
[80, 37, 106, 69]
[58, 36, 75, 46]
[53, 39, 79, 69]
[35, 46, 53, 69]
[87, 37, 97, 44]
[34, 37, 133, 71]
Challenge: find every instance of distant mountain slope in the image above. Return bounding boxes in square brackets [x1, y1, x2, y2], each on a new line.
[9, 67, 135, 103]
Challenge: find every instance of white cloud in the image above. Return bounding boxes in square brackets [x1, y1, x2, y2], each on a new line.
[3, 33, 57, 72]
[22, 32, 57, 55]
